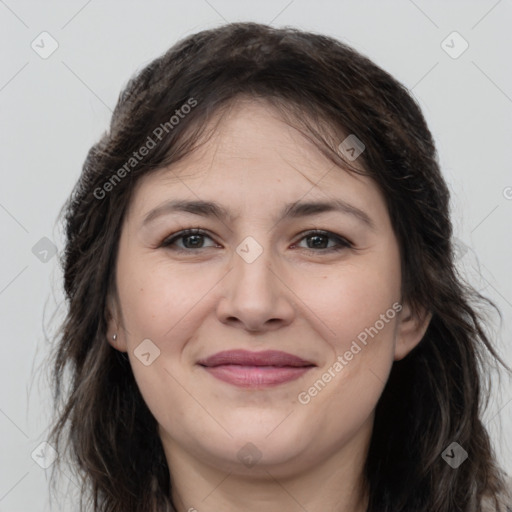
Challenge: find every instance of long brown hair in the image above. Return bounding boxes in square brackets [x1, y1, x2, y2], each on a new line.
[45, 21, 511, 511]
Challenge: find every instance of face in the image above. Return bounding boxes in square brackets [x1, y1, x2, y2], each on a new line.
[108, 99, 430, 478]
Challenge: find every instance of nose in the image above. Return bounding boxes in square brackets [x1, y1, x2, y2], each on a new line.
[216, 241, 296, 332]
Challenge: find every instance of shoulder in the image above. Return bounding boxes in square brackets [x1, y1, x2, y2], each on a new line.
[481, 474, 512, 512]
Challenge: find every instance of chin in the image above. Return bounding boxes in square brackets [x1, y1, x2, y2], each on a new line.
[199, 426, 310, 471]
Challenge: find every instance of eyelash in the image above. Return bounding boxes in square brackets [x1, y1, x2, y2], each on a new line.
[160, 228, 353, 254]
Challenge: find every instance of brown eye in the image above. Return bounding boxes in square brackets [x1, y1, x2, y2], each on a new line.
[161, 229, 219, 251]
[292, 230, 352, 253]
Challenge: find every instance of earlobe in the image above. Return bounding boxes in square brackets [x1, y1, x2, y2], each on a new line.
[107, 331, 126, 351]
[106, 325, 128, 353]
[394, 303, 432, 361]
[105, 297, 128, 353]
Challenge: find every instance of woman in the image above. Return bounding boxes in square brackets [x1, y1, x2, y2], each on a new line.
[47, 22, 512, 511]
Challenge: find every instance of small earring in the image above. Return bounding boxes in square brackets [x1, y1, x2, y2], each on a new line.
[112, 333, 118, 341]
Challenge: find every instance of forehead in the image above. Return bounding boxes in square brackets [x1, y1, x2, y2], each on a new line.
[126, 98, 387, 225]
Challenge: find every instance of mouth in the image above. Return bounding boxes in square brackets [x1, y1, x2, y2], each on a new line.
[197, 349, 316, 388]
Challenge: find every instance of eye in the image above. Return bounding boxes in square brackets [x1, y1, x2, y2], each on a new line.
[292, 230, 353, 253]
[160, 228, 353, 254]
[160, 228, 219, 251]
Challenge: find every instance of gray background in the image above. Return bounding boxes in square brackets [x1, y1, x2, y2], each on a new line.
[1, 1, 511, 510]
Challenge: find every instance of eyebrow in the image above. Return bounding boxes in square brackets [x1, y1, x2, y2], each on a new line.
[142, 198, 375, 230]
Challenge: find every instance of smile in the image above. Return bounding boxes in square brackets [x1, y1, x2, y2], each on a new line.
[197, 349, 316, 388]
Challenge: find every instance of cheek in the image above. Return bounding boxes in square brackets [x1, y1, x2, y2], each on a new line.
[127, 357, 195, 446]
[117, 255, 214, 343]
[297, 258, 401, 423]
[307, 254, 401, 351]
[297, 303, 398, 439]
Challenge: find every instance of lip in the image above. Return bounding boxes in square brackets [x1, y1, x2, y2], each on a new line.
[197, 350, 315, 388]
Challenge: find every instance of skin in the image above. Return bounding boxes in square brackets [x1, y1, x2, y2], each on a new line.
[107, 98, 431, 512]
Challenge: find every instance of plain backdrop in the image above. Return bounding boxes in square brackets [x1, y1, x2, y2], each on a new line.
[1, 1, 511, 510]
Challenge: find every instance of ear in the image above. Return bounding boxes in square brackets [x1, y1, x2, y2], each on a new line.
[394, 301, 432, 361]
[105, 293, 128, 353]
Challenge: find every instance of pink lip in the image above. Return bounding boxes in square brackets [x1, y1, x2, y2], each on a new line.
[197, 350, 315, 388]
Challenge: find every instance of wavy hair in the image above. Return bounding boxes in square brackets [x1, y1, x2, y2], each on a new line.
[45, 21, 511, 512]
